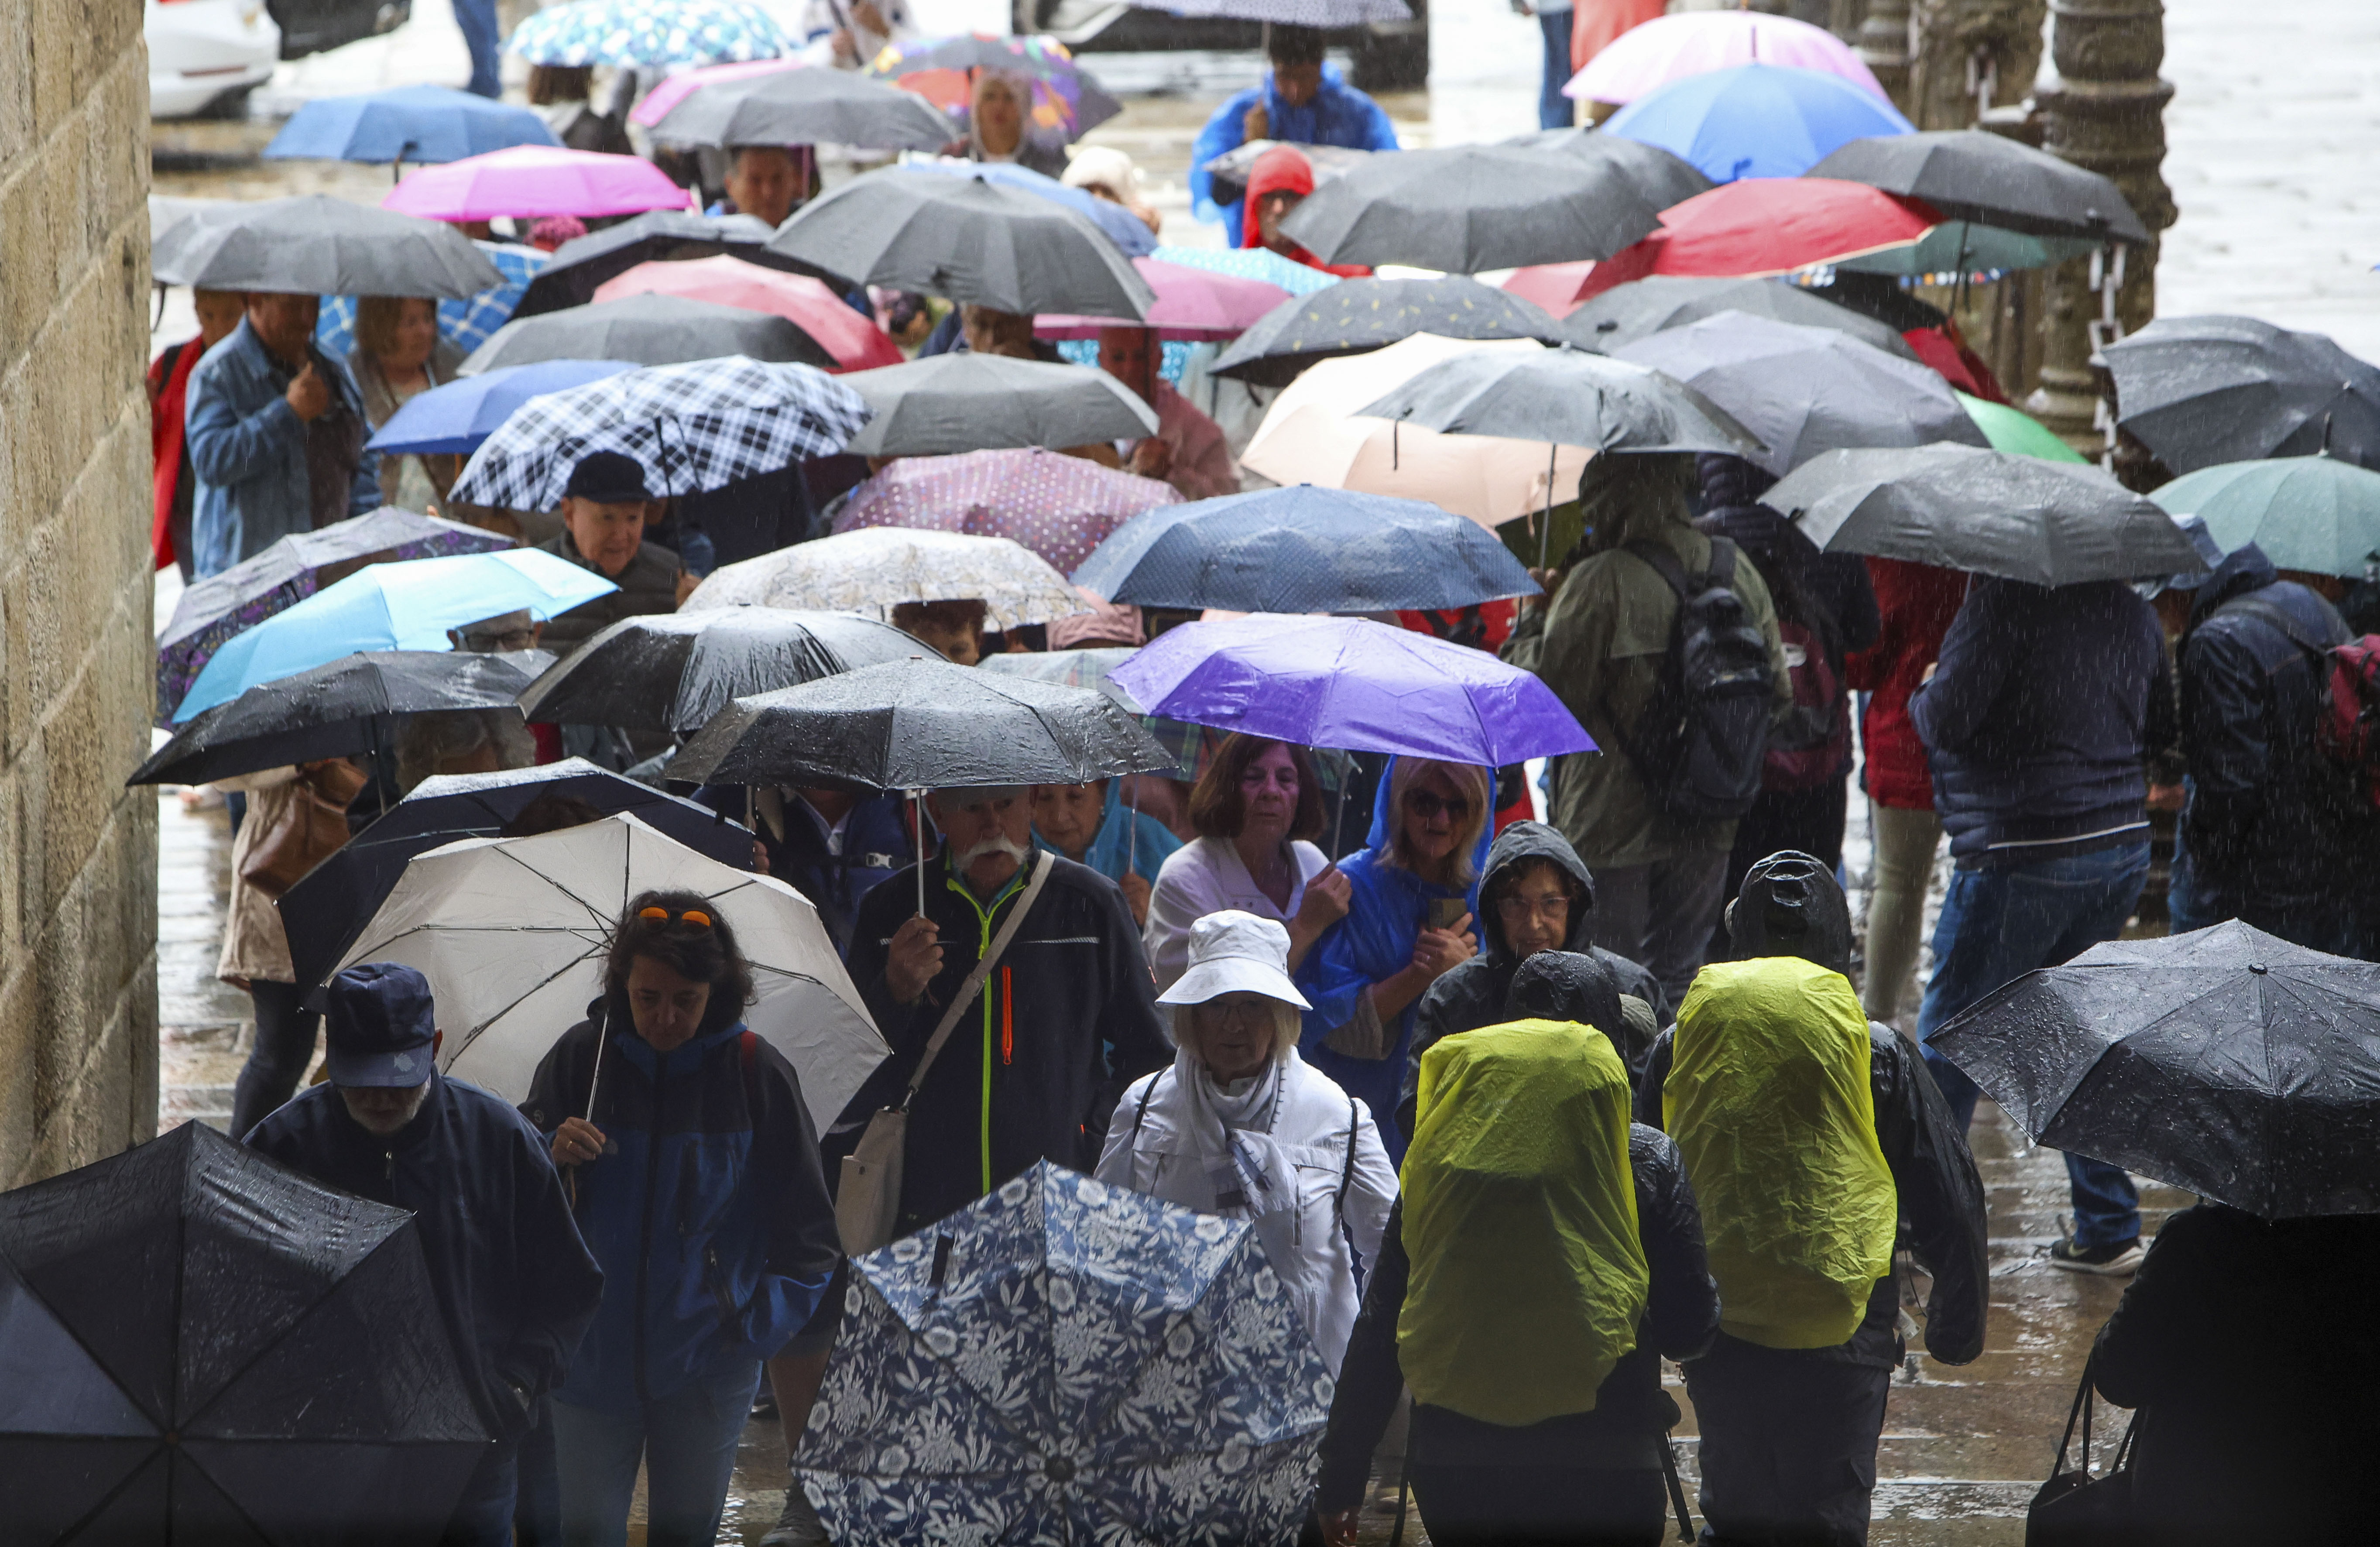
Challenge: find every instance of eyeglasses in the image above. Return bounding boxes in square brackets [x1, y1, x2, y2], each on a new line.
[637, 906, 713, 930]
[1495, 892, 1571, 921]
[1405, 790, 1472, 822]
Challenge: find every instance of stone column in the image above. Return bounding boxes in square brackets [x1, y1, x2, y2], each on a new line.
[1856, 0, 1915, 114]
[1909, 0, 2047, 132]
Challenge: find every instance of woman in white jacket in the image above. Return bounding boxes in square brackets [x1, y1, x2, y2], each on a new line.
[1098, 911, 1398, 1375]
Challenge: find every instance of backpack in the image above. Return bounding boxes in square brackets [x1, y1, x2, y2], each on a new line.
[2209, 591, 2372, 813]
[1764, 614, 1849, 792]
[1617, 538, 1776, 822]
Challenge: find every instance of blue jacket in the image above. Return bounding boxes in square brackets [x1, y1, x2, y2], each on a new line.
[1190, 68, 1402, 243]
[692, 785, 915, 956]
[1910, 578, 2177, 865]
[1069, 779, 1185, 891]
[185, 317, 381, 578]
[522, 1008, 840, 1413]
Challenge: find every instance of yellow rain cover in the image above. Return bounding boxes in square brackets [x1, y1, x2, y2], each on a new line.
[1398, 1019, 1647, 1427]
[1666, 957, 1896, 1351]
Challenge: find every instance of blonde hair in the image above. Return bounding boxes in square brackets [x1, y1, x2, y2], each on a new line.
[1384, 758, 1492, 889]
[1169, 999, 1301, 1066]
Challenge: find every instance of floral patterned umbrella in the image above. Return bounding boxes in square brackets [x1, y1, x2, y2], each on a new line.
[797, 1163, 1333, 1546]
[831, 447, 1180, 577]
[505, 0, 788, 67]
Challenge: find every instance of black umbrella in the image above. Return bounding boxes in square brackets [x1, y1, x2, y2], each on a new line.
[1277, 145, 1663, 274]
[1765, 445, 2211, 585]
[840, 353, 1157, 457]
[1931, 921, 2380, 1219]
[1353, 343, 1763, 457]
[510, 211, 834, 319]
[278, 757, 760, 992]
[1210, 277, 1565, 389]
[1499, 127, 1715, 213]
[149, 193, 504, 298]
[768, 169, 1154, 321]
[128, 650, 544, 789]
[0, 1122, 487, 1544]
[648, 64, 958, 151]
[2102, 314, 2380, 476]
[1806, 130, 2153, 244]
[459, 293, 836, 375]
[519, 607, 921, 736]
[1557, 274, 1919, 360]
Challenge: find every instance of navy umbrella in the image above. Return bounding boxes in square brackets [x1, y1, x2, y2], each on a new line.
[264, 84, 562, 166]
[1210, 277, 1566, 389]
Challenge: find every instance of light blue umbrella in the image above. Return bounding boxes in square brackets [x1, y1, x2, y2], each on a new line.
[1605, 63, 1914, 184]
[1149, 244, 1340, 297]
[506, 0, 789, 66]
[366, 359, 638, 456]
[2150, 455, 2380, 578]
[264, 85, 560, 166]
[175, 550, 616, 723]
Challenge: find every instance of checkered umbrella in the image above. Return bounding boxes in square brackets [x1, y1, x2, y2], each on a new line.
[505, 0, 789, 66]
[449, 355, 868, 513]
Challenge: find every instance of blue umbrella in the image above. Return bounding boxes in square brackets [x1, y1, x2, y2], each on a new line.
[1073, 487, 1542, 613]
[506, 0, 789, 66]
[366, 359, 638, 456]
[264, 85, 562, 166]
[175, 550, 616, 724]
[1605, 63, 1914, 184]
[912, 159, 1157, 258]
[1148, 244, 1339, 297]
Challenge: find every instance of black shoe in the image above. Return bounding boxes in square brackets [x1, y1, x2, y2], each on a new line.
[2047, 1235, 2144, 1275]
[751, 1385, 779, 1420]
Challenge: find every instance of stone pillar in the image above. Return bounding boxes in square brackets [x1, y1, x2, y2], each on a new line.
[0, 0, 159, 1184]
[1909, 0, 2047, 132]
[2023, 0, 2176, 452]
[1856, 0, 1915, 114]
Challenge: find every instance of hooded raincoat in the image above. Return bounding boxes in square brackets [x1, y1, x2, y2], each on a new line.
[1188, 67, 1400, 242]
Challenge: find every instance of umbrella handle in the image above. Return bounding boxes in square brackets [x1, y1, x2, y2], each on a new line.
[911, 789, 928, 918]
[1330, 761, 1348, 855]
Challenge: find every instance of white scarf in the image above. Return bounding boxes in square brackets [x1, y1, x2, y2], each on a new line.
[1166, 1048, 1304, 1271]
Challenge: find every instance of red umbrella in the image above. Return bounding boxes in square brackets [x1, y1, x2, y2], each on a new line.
[591, 254, 903, 370]
[1034, 257, 1290, 341]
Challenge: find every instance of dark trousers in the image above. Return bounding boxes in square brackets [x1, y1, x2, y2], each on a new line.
[1590, 850, 1728, 1008]
[1711, 778, 1851, 960]
[1411, 1462, 1668, 1547]
[1537, 7, 1577, 130]
[453, 0, 502, 96]
[1685, 1337, 1890, 1547]
[442, 1437, 520, 1547]
[231, 979, 321, 1139]
[514, 1400, 561, 1547]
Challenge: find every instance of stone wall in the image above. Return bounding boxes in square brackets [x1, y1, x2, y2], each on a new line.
[0, 4, 159, 1184]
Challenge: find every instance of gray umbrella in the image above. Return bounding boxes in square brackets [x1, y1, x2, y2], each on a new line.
[1806, 130, 2152, 244]
[1612, 310, 1987, 476]
[2102, 314, 2380, 475]
[1766, 445, 2212, 586]
[841, 353, 1156, 457]
[1278, 145, 1663, 274]
[1354, 343, 1763, 456]
[521, 607, 921, 736]
[1211, 277, 1564, 388]
[768, 168, 1154, 320]
[647, 65, 957, 151]
[1499, 127, 1715, 213]
[458, 293, 835, 374]
[1559, 275, 1919, 359]
[150, 193, 504, 298]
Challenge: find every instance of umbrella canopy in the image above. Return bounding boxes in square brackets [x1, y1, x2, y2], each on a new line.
[1156, 0, 1407, 23]
[768, 169, 1155, 320]
[1036, 256, 1291, 341]
[840, 354, 1157, 457]
[263, 84, 560, 165]
[592, 256, 904, 371]
[1611, 310, 1986, 475]
[383, 145, 689, 222]
[831, 448, 1180, 576]
[0, 1122, 488, 1546]
[669, 656, 1176, 789]
[1355, 343, 1763, 458]
[157, 508, 514, 726]
[459, 292, 836, 374]
[174, 550, 613, 724]
[2102, 314, 2380, 476]
[511, 211, 829, 318]
[1766, 445, 2212, 586]
[2149, 456, 2380, 578]
[631, 56, 799, 124]
[867, 33, 1121, 138]
[1497, 127, 1716, 215]
[1930, 921, 2380, 1219]
[341, 812, 887, 1116]
[281, 758, 761, 993]
[800, 1162, 1334, 1545]
[645, 58, 957, 150]
[520, 607, 921, 736]
[1110, 614, 1596, 767]
[1830, 219, 2096, 279]
[1958, 391, 2088, 463]
[450, 354, 868, 511]
[364, 358, 638, 456]
[506, 0, 789, 65]
[1211, 277, 1564, 389]
[1807, 130, 2151, 244]
[149, 194, 504, 298]
[1548, 273, 1917, 356]
[908, 158, 1159, 260]
[1073, 487, 1542, 614]
[1567, 10, 1889, 106]
[1277, 145, 1664, 274]
[1146, 242, 1340, 298]
[1604, 63, 1914, 185]
[1570, 179, 1941, 305]
[689, 527, 1085, 628]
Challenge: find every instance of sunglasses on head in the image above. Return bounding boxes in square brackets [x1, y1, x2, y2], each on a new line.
[638, 906, 713, 930]
[1406, 790, 1471, 821]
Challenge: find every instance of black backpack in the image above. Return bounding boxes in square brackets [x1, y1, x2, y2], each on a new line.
[1617, 538, 1776, 822]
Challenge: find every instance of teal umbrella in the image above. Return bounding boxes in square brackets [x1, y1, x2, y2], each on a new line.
[2150, 455, 2380, 577]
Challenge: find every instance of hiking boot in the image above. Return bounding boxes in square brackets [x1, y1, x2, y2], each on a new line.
[760, 1483, 830, 1547]
[2047, 1235, 2145, 1275]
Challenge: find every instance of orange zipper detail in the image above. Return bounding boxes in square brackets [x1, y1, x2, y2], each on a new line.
[1001, 967, 1014, 1066]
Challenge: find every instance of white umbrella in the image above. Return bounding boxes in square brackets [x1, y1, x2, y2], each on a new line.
[683, 526, 1091, 631]
[337, 812, 888, 1127]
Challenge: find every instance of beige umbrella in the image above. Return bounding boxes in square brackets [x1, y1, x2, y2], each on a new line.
[1238, 333, 1595, 530]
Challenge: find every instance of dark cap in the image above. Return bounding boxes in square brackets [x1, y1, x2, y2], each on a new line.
[322, 962, 438, 1088]
[563, 450, 652, 505]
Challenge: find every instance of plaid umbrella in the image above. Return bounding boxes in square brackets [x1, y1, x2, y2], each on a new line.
[506, 0, 788, 66]
[449, 355, 868, 512]
[316, 240, 549, 360]
[831, 448, 1180, 576]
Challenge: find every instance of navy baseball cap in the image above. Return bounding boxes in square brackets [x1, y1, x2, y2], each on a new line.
[322, 962, 439, 1088]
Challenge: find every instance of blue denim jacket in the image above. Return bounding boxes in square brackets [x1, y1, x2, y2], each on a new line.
[185, 317, 381, 577]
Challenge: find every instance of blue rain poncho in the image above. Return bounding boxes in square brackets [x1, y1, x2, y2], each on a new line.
[1075, 779, 1184, 891]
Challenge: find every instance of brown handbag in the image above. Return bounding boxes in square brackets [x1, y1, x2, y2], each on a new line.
[238, 762, 365, 899]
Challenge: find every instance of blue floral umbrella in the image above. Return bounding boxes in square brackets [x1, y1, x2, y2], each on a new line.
[506, 0, 789, 67]
[797, 1163, 1334, 1546]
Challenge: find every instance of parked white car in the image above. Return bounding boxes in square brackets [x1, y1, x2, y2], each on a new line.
[147, 0, 281, 120]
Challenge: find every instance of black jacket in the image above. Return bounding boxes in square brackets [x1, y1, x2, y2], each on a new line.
[1317, 1125, 1718, 1508]
[246, 1075, 605, 1437]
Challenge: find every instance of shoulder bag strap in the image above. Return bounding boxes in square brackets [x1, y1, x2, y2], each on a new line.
[1623, 539, 1694, 600]
[896, 851, 1055, 1113]
[1334, 1092, 1359, 1225]
[1130, 1066, 1165, 1140]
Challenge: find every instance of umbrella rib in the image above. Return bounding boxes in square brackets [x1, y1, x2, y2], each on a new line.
[174, 1232, 425, 1438]
[439, 941, 605, 1063]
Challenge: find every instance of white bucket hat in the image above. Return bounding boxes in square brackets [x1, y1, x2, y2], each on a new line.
[1156, 911, 1312, 1010]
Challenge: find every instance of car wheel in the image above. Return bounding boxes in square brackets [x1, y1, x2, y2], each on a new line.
[196, 83, 257, 121]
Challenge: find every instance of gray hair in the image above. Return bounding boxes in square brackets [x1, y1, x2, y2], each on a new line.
[394, 709, 534, 794]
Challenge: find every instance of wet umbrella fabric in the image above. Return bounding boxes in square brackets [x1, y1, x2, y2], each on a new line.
[0, 1121, 487, 1546]
[149, 194, 504, 298]
[382, 145, 691, 222]
[505, 0, 790, 66]
[866, 34, 1121, 138]
[686, 526, 1088, 630]
[459, 292, 837, 375]
[263, 84, 561, 164]
[1564, 10, 1888, 108]
[1036, 257, 1292, 341]
[1153, 0, 1406, 25]
[1550, 274, 1917, 358]
[2149, 456, 2380, 578]
[1276, 145, 1663, 274]
[1211, 277, 1564, 389]
[1146, 242, 1339, 298]
[840, 354, 1157, 457]
[2102, 314, 2380, 476]
[1354, 343, 1763, 457]
[908, 159, 1159, 261]
[1072, 487, 1542, 614]
[1498, 127, 1716, 215]
[830, 449, 1180, 577]
[1766, 445, 2212, 586]
[364, 359, 638, 457]
[1603, 63, 1914, 185]
[592, 257, 906, 371]
[510, 211, 823, 318]
[341, 811, 887, 1116]
[519, 607, 921, 736]
[646, 60, 957, 150]
[1806, 130, 2151, 244]
[1567, 180, 1940, 307]
[799, 1163, 1334, 1546]
[1958, 391, 2088, 463]
[1930, 920, 2380, 1219]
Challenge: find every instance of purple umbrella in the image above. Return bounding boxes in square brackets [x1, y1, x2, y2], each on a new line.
[1107, 614, 1595, 768]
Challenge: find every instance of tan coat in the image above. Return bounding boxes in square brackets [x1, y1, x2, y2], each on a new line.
[214, 767, 304, 987]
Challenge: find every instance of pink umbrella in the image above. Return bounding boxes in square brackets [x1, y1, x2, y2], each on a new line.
[592, 255, 903, 370]
[1502, 261, 1600, 319]
[1034, 257, 1291, 342]
[630, 58, 802, 127]
[832, 448, 1179, 576]
[1566, 10, 1888, 106]
[382, 145, 692, 221]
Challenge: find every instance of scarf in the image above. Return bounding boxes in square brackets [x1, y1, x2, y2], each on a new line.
[149, 337, 206, 569]
[1167, 1046, 1301, 1270]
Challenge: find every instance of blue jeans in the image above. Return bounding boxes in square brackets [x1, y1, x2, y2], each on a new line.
[442, 1438, 518, 1547]
[1537, 7, 1577, 130]
[552, 1364, 761, 1547]
[453, 0, 502, 97]
[1916, 840, 2150, 1249]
